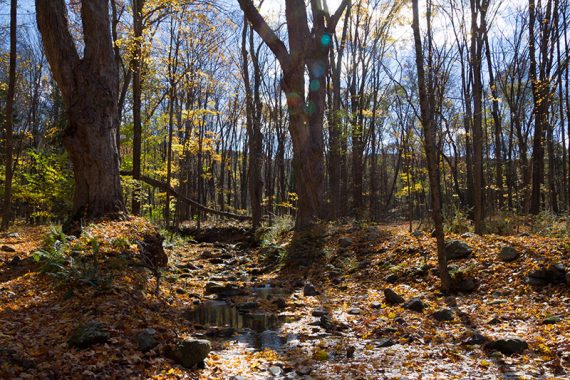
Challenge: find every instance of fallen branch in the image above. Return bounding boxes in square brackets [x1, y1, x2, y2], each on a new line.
[120, 171, 252, 221]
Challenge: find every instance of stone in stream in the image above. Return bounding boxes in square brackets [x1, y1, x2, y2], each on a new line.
[311, 308, 327, 317]
[68, 321, 109, 349]
[1, 245, 15, 252]
[444, 240, 472, 260]
[383, 288, 405, 305]
[431, 309, 454, 321]
[498, 246, 519, 262]
[377, 338, 395, 348]
[403, 298, 426, 312]
[204, 282, 244, 297]
[136, 328, 158, 352]
[303, 283, 320, 297]
[486, 337, 528, 355]
[170, 338, 211, 368]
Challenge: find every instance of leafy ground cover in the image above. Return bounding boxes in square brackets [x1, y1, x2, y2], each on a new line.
[0, 219, 568, 379]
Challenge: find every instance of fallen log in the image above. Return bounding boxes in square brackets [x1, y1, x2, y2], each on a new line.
[120, 171, 252, 221]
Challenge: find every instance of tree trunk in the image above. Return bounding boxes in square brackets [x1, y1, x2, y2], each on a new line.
[36, 0, 125, 224]
[1, 0, 17, 230]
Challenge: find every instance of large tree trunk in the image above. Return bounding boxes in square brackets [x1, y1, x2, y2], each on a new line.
[36, 0, 125, 224]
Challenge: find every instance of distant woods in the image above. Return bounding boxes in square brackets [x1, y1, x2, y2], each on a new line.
[1, 0, 570, 234]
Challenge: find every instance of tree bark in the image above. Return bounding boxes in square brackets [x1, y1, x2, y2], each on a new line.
[1, 0, 17, 230]
[36, 0, 125, 224]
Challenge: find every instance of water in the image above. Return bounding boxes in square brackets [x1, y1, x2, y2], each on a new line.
[184, 287, 294, 350]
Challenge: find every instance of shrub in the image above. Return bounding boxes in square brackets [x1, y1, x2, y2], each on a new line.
[260, 215, 294, 247]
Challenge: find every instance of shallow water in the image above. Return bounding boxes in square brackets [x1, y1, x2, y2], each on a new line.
[184, 286, 294, 350]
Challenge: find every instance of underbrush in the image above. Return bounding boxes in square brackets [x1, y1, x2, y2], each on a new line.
[531, 211, 570, 237]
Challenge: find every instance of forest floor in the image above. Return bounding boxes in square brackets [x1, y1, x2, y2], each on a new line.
[0, 218, 569, 379]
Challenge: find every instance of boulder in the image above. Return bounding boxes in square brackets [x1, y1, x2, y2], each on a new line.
[170, 339, 211, 368]
[303, 283, 320, 297]
[68, 321, 109, 349]
[445, 240, 472, 260]
[384, 288, 405, 305]
[136, 328, 158, 352]
[486, 337, 528, 355]
[403, 298, 426, 312]
[498, 246, 519, 262]
[431, 309, 454, 321]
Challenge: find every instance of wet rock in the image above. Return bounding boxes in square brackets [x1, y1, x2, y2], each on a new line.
[543, 315, 562, 325]
[377, 338, 395, 348]
[175, 288, 187, 295]
[338, 237, 353, 248]
[347, 307, 362, 315]
[384, 288, 405, 305]
[273, 297, 287, 309]
[205, 282, 244, 297]
[346, 345, 356, 358]
[486, 337, 528, 355]
[312, 308, 327, 317]
[136, 328, 158, 352]
[303, 283, 320, 297]
[370, 301, 383, 309]
[432, 309, 454, 321]
[170, 338, 211, 368]
[236, 302, 259, 312]
[319, 314, 334, 330]
[445, 240, 472, 260]
[1, 245, 15, 252]
[403, 298, 426, 312]
[68, 321, 109, 349]
[498, 246, 519, 262]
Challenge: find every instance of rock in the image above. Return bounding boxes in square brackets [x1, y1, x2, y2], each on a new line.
[463, 332, 487, 345]
[68, 321, 109, 349]
[346, 345, 356, 358]
[543, 315, 562, 325]
[394, 317, 405, 324]
[365, 228, 380, 241]
[303, 283, 320, 297]
[1, 245, 15, 252]
[460, 232, 477, 239]
[487, 317, 502, 325]
[498, 246, 519, 262]
[205, 327, 235, 338]
[268, 366, 283, 376]
[0, 348, 35, 369]
[319, 314, 334, 330]
[8, 255, 21, 266]
[377, 338, 395, 348]
[204, 282, 244, 297]
[385, 273, 398, 284]
[209, 258, 224, 264]
[432, 309, 454, 321]
[411, 230, 423, 238]
[170, 339, 211, 368]
[273, 297, 287, 309]
[136, 328, 158, 352]
[296, 366, 312, 375]
[236, 302, 259, 311]
[338, 237, 353, 248]
[566, 272, 570, 286]
[384, 288, 405, 305]
[488, 299, 508, 306]
[445, 240, 472, 260]
[403, 298, 426, 312]
[454, 277, 477, 293]
[486, 337, 528, 355]
[347, 308, 362, 315]
[370, 301, 382, 309]
[312, 308, 327, 317]
[7, 232, 19, 238]
[527, 266, 566, 286]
